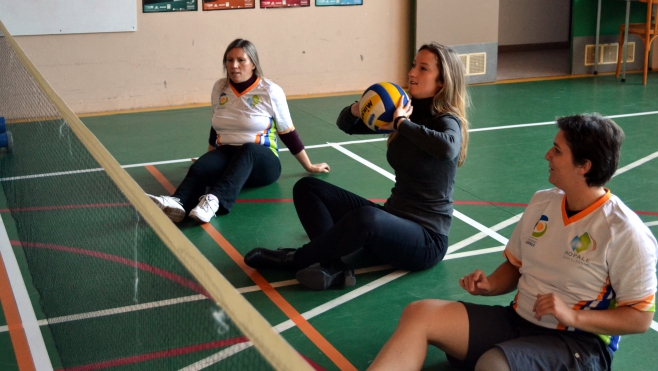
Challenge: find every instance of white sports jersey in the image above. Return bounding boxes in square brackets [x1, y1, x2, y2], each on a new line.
[504, 188, 657, 351]
[210, 77, 295, 156]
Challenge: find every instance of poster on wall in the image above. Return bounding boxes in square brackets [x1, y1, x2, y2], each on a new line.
[261, 0, 309, 8]
[143, 0, 198, 12]
[203, 0, 255, 10]
[315, 0, 362, 6]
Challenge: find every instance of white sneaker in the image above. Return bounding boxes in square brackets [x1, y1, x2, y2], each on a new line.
[147, 194, 186, 223]
[189, 194, 219, 223]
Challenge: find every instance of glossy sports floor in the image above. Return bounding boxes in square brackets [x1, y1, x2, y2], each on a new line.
[1, 73, 658, 370]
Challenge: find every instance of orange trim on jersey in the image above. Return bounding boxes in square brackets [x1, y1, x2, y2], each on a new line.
[562, 189, 612, 226]
[145, 165, 357, 371]
[254, 121, 272, 144]
[595, 277, 611, 301]
[503, 249, 522, 267]
[617, 294, 656, 311]
[229, 76, 261, 98]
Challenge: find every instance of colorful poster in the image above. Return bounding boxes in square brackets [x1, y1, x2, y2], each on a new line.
[315, 0, 362, 6]
[143, 0, 198, 12]
[261, 0, 309, 8]
[202, 0, 255, 11]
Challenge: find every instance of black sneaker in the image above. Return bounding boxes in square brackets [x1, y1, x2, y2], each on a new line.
[296, 262, 356, 291]
[244, 248, 298, 271]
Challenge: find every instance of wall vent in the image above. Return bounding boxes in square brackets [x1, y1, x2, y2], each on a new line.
[459, 53, 486, 76]
[585, 43, 635, 66]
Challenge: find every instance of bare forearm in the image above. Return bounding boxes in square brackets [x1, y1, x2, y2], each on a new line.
[570, 307, 654, 335]
[294, 150, 313, 171]
[484, 261, 521, 296]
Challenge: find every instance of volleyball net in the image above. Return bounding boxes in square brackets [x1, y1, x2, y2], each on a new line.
[0, 20, 312, 371]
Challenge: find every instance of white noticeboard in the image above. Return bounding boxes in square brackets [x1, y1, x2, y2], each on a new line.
[0, 0, 137, 36]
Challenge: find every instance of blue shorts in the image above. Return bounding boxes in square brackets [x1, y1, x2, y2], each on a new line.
[446, 303, 613, 371]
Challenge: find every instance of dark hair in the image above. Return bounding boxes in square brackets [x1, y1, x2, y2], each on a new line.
[220, 39, 263, 91]
[556, 114, 625, 187]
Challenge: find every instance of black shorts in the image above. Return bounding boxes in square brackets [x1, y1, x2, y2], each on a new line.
[446, 303, 613, 371]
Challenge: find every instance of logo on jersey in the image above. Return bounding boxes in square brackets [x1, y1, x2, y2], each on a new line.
[563, 232, 596, 266]
[531, 215, 549, 238]
[219, 93, 228, 106]
[570, 232, 597, 253]
[248, 95, 261, 108]
[525, 215, 549, 247]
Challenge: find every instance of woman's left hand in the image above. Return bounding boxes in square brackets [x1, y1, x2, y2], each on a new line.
[306, 163, 331, 173]
[379, 96, 413, 131]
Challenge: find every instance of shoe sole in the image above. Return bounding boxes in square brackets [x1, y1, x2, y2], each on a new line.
[148, 195, 185, 223]
[188, 209, 211, 224]
[296, 268, 355, 291]
[163, 206, 185, 223]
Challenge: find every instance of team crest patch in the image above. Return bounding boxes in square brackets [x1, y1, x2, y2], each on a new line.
[571, 232, 597, 253]
[248, 95, 261, 108]
[525, 215, 549, 247]
[532, 215, 549, 238]
[219, 93, 228, 106]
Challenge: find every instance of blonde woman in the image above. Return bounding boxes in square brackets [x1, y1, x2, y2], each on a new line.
[245, 42, 469, 291]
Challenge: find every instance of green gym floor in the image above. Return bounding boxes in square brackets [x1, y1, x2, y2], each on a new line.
[1, 73, 658, 370]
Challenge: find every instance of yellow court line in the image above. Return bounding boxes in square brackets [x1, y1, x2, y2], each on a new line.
[144, 165, 357, 371]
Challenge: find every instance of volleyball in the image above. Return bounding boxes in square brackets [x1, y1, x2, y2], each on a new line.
[359, 82, 409, 132]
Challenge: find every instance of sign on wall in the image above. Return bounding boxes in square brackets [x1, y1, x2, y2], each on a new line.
[315, 0, 362, 6]
[261, 0, 310, 8]
[202, 0, 255, 10]
[143, 0, 198, 12]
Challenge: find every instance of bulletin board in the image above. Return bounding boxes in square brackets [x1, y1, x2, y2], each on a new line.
[0, 0, 137, 36]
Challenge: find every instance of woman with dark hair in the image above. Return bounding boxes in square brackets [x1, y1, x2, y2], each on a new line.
[245, 42, 470, 290]
[148, 39, 329, 223]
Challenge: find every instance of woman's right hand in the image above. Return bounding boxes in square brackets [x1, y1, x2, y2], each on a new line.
[459, 269, 492, 296]
[350, 102, 360, 117]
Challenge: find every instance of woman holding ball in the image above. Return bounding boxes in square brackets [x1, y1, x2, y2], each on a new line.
[245, 42, 469, 290]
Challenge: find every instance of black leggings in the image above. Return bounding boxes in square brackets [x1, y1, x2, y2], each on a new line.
[293, 177, 447, 271]
[173, 143, 281, 214]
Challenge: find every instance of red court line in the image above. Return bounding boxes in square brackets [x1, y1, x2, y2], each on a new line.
[0, 252, 36, 371]
[3, 199, 656, 218]
[0, 203, 130, 213]
[454, 200, 528, 207]
[636, 210, 658, 217]
[11, 241, 210, 297]
[57, 336, 248, 371]
[146, 165, 357, 371]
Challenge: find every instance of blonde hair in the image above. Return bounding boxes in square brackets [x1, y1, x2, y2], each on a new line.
[389, 42, 470, 167]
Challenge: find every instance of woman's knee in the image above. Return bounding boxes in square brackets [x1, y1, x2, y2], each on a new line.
[474, 347, 510, 371]
[399, 299, 446, 325]
[293, 177, 324, 197]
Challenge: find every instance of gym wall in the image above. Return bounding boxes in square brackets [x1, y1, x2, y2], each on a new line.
[10, 1, 412, 114]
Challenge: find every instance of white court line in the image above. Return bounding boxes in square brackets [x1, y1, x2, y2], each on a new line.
[651, 321, 658, 332]
[329, 143, 509, 244]
[612, 150, 658, 178]
[645, 221, 658, 227]
[0, 214, 53, 370]
[0, 265, 395, 333]
[447, 213, 522, 254]
[3, 110, 658, 181]
[469, 110, 658, 133]
[180, 245, 513, 370]
[0, 168, 104, 182]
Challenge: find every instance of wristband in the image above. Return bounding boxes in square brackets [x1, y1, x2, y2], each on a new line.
[393, 116, 407, 130]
